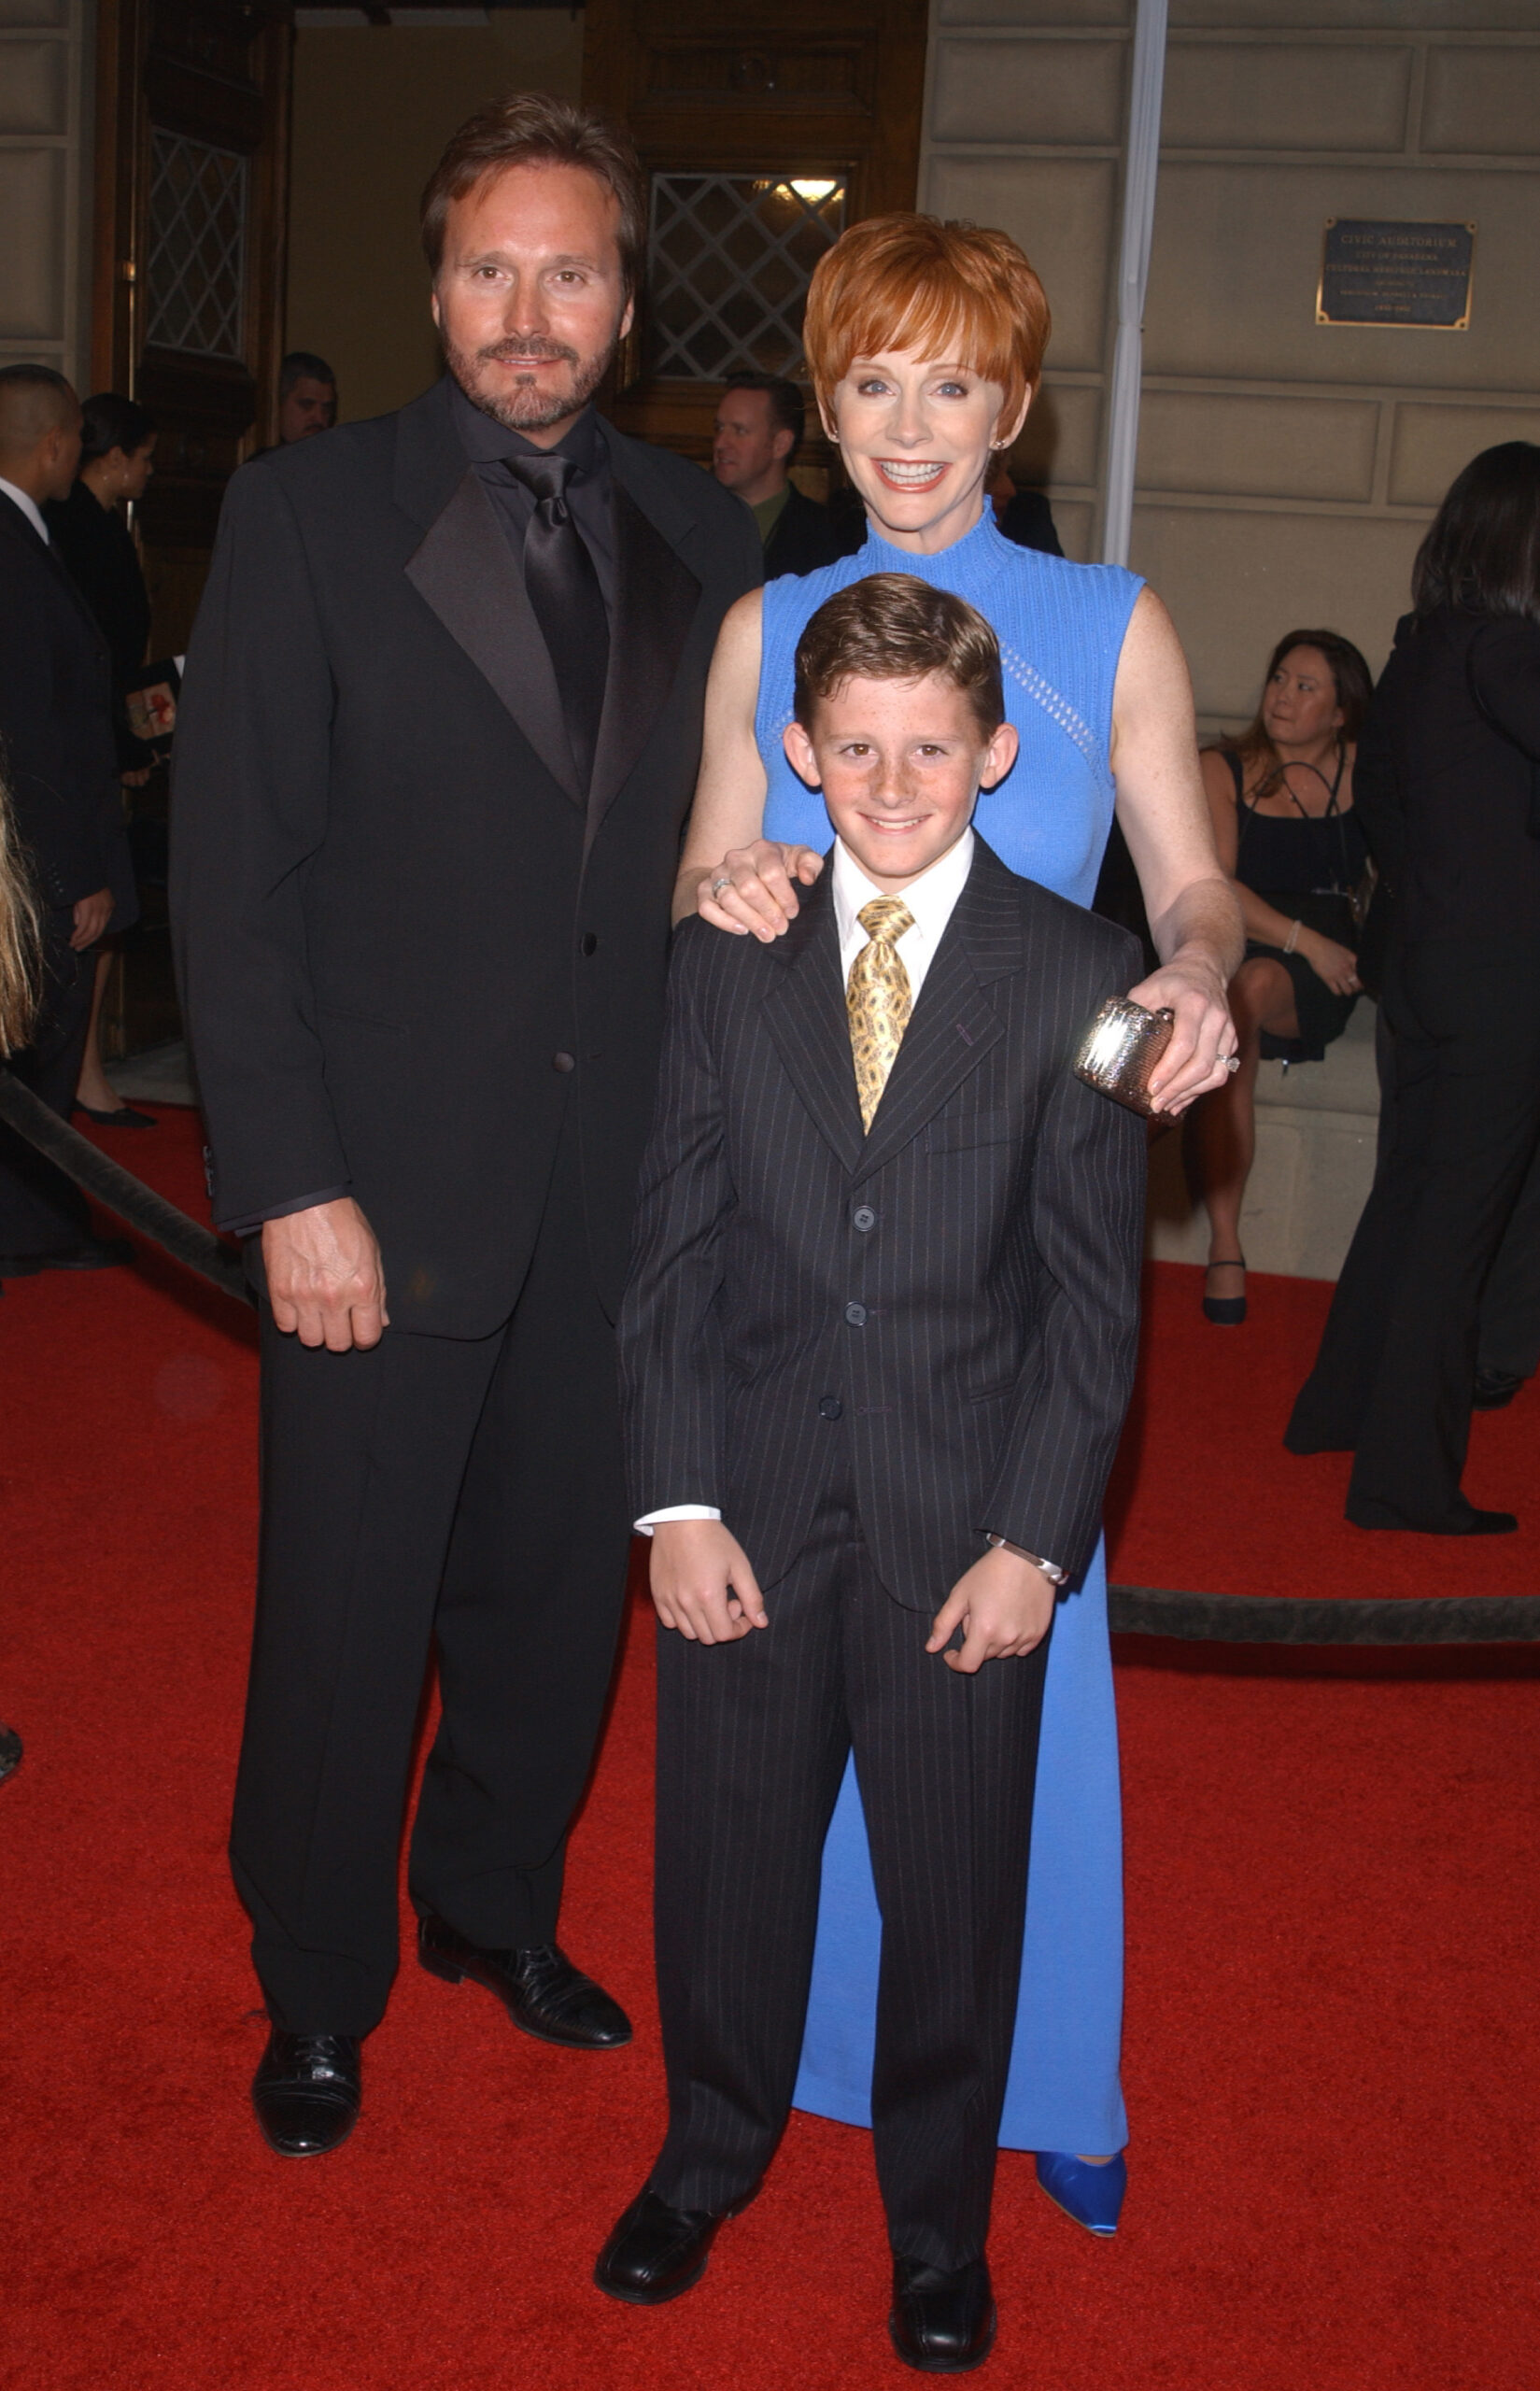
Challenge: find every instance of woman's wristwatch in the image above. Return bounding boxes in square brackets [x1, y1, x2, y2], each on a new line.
[987, 1533, 1067, 1585]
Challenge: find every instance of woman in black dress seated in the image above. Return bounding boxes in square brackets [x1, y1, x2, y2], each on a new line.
[1192, 630, 1373, 1323]
[1287, 444, 1540, 1533]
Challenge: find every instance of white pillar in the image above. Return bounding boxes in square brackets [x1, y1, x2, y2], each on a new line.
[1101, 0, 1169, 568]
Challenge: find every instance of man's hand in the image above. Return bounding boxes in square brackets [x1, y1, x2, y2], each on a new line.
[1133, 946, 1236, 1116]
[927, 1546, 1056, 1675]
[69, 886, 114, 950]
[261, 1197, 388, 1351]
[649, 1518, 769, 1643]
[696, 840, 824, 941]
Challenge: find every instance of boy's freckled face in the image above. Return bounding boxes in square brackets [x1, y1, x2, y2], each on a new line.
[783, 672, 1018, 892]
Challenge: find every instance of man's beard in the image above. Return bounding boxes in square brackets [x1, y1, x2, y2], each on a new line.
[446, 332, 615, 433]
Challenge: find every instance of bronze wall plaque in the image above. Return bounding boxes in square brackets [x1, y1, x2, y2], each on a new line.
[1317, 219, 1475, 330]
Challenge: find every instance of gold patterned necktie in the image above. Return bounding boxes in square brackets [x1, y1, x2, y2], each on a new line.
[847, 896, 916, 1132]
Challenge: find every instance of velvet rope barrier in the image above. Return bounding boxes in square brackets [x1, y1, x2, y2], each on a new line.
[0, 1069, 251, 1307]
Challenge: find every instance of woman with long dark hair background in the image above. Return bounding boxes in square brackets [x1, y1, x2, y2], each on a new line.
[1286, 443, 1540, 1532]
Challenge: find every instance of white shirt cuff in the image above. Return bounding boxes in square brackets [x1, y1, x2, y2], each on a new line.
[634, 1504, 723, 1535]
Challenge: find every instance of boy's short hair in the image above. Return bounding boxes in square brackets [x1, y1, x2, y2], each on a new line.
[802, 214, 1050, 429]
[793, 573, 1006, 739]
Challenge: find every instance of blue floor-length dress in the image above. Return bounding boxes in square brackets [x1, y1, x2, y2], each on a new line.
[756, 512, 1141, 2155]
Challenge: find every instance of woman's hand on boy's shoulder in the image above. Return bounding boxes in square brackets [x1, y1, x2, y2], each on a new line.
[695, 841, 824, 941]
[927, 1547, 1056, 1674]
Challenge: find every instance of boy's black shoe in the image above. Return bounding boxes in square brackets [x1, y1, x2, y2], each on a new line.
[889, 2256, 996, 2373]
[251, 2029, 360, 2157]
[593, 2185, 754, 2304]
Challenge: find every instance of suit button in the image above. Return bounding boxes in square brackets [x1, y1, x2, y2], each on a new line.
[552, 1051, 575, 1073]
[580, 932, 599, 956]
[818, 1395, 842, 1422]
[844, 1302, 867, 1327]
[852, 1205, 876, 1233]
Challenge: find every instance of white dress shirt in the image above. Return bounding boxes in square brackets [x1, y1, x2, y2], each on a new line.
[0, 475, 49, 545]
[638, 830, 975, 1535]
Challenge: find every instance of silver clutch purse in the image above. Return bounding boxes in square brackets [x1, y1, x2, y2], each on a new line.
[1073, 996, 1176, 1117]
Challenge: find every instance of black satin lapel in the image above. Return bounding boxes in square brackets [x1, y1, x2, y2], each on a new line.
[761, 894, 866, 1176]
[404, 465, 581, 805]
[854, 926, 1005, 1187]
[586, 484, 701, 845]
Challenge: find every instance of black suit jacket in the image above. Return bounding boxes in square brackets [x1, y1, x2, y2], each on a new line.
[0, 489, 122, 911]
[171, 377, 761, 1336]
[619, 841, 1146, 1606]
[762, 482, 859, 581]
[1353, 607, 1540, 950]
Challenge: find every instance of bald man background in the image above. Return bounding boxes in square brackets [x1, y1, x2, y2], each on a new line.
[0, 362, 135, 1275]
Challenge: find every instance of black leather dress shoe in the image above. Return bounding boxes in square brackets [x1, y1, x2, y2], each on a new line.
[417, 1912, 630, 2049]
[889, 2255, 997, 2373]
[594, 2186, 751, 2305]
[251, 2029, 361, 2158]
[74, 1100, 157, 1128]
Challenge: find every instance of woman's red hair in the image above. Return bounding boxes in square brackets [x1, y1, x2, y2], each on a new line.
[802, 213, 1051, 428]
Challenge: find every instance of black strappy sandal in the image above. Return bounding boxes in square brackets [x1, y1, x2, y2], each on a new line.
[1203, 1257, 1248, 1326]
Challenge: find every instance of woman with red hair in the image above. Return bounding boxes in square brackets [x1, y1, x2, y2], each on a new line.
[676, 213, 1242, 2236]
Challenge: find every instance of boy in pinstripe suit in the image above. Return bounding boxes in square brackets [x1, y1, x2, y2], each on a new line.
[598, 577, 1145, 2370]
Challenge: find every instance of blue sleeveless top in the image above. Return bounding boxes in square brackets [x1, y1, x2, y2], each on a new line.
[756, 512, 1142, 910]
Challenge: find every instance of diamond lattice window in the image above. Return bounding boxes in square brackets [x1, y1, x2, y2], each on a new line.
[144, 131, 248, 360]
[645, 175, 847, 381]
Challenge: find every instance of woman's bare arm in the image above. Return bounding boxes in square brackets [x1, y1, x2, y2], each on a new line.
[1111, 589, 1245, 1111]
[672, 588, 826, 935]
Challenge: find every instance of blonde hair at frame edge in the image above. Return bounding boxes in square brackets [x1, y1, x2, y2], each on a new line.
[0, 764, 40, 1056]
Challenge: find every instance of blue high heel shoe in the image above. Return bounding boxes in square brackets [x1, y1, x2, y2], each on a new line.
[1034, 2150, 1127, 2235]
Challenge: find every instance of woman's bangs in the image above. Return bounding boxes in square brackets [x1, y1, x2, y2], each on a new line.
[841, 275, 1014, 391]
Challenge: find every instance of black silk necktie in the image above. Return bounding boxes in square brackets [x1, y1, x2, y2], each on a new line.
[503, 450, 609, 792]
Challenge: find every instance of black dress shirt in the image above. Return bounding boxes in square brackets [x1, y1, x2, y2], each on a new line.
[446, 375, 615, 620]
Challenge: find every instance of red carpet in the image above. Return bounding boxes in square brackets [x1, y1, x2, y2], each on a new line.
[2, 1108, 1536, 2388]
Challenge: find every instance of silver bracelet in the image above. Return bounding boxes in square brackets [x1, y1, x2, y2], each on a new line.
[1283, 919, 1302, 955]
[987, 1534, 1067, 1585]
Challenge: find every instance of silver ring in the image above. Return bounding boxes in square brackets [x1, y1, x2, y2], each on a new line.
[1222, 1054, 1240, 1073]
[710, 872, 733, 899]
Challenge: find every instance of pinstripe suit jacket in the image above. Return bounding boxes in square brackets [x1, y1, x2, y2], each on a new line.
[619, 838, 1147, 1609]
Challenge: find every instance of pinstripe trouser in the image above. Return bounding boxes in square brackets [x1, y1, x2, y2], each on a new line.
[651, 1483, 1052, 2271]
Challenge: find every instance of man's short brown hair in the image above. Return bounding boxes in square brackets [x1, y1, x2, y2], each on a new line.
[793, 574, 1006, 738]
[420, 92, 646, 294]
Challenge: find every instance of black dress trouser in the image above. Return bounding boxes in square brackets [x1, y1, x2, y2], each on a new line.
[650, 1479, 1051, 2272]
[0, 911, 92, 1259]
[1288, 937, 1540, 1527]
[231, 1108, 631, 2034]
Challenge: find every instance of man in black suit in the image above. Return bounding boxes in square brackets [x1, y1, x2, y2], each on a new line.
[172, 93, 760, 2157]
[712, 373, 855, 578]
[0, 363, 134, 1276]
[599, 576, 1144, 2370]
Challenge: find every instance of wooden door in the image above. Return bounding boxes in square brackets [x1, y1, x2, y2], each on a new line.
[92, 0, 292, 657]
[582, 0, 929, 482]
